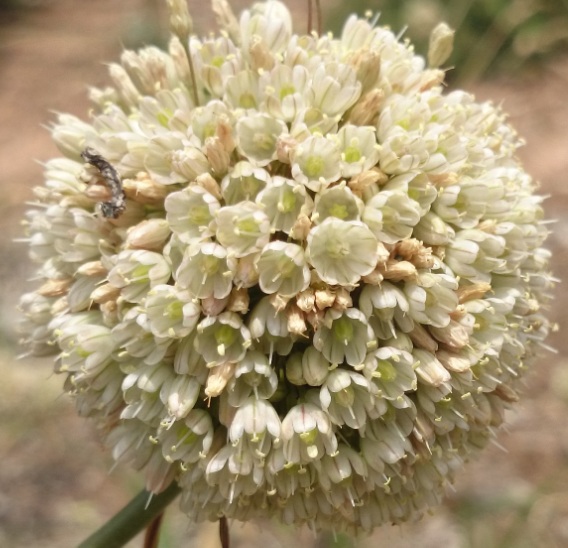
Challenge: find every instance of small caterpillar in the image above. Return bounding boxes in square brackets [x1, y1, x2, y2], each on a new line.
[81, 147, 126, 218]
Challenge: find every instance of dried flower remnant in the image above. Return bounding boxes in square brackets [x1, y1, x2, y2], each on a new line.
[18, 0, 555, 536]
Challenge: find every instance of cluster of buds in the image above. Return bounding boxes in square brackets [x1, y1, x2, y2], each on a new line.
[18, 0, 554, 534]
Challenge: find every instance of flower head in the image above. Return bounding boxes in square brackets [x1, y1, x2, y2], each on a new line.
[19, 0, 554, 535]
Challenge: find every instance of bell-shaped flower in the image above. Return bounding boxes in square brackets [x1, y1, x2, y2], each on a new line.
[165, 185, 220, 244]
[313, 307, 374, 367]
[291, 134, 341, 192]
[224, 69, 261, 110]
[361, 411, 415, 469]
[236, 114, 287, 166]
[144, 284, 200, 338]
[445, 229, 506, 284]
[382, 171, 437, 216]
[159, 409, 214, 464]
[362, 190, 422, 244]
[227, 349, 279, 405]
[260, 64, 309, 121]
[229, 396, 281, 445]
[195, 311, 251, 366]
[337, 125, 380, 178]
[433, 180, 488, 229]
[312, 183, 363, 224]
[55, 320, 115, 378]
[247, 296, 292, 359]
[306, 62, 361, 118]
[256, 241, 310, 297]
[176, 242, 236, 299]
[319, 369, 383, 428]
[191, 38, 242, 98]
[215, 201, 270, 257]
[306, 218, 379, 286]
[256, 176, 313, 234]
[281, 402, 338, 464]
[107, 249, 171, 303]
[363, 346, 417, 401]
[220, 161, 269, 204]
[160, 372, 202, 421]
[404, 272, 459, 328]
[239, 0, 292, 55]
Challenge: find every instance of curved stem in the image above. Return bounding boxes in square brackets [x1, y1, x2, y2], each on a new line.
[78, 482, 181, 548]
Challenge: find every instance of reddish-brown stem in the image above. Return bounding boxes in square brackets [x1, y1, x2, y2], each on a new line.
[220, 516, 230, 548]
[143, 512, 165, 548]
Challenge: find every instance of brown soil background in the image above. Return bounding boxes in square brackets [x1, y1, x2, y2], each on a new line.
[1, 1, 567, 546]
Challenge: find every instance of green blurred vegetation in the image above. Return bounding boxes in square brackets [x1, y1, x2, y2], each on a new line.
[328, 0, 568, 82]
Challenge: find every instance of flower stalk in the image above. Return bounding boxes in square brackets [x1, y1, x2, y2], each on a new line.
[77, 483, 181, 548]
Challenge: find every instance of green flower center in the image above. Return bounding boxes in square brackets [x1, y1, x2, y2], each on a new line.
[344, 145, 362, 164]
[279, 257, 297, 278]
[188, 205, 211, 225]
[326, 238, 350, 259]
[304, 155, 324, 178]
[239, 93, 257, 109]
[211, 55, 224, 68]
[201, 255, 220, 275]
[336, 386, 355, 407]
[333, 317, 354, 343]
[215, 325, 237, 348]
[279, 188, 296, 213]
[240, 176, 262, 197]
[131, 264, 150, 281]
[165, 300, 183, 320]
[280, 84, 295, 99]
[299, 429, 318, 445]
[253, 132, 276, 151]
[157, 109, 173, 127]
[376, 359, 397, 382]
[328, 203, 349, 219]
[236, 217, 259, 235]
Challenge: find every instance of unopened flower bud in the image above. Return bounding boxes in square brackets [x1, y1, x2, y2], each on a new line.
[428, 22, 454, 68]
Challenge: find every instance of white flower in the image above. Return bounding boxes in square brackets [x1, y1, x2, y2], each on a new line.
[257, 176, 313, 234]
[195, 311, 251, 365]
[144, 284, 200, 338]
[306, 219, 379, 285]
[312, 183, 363, 224]
[107, 249, 171, 303]
[337, 125, 381, 178]
[362, 190, 422, 244]
[256, 241, 310, 297]
[221, 161, 269, 204]
[236, 114, 287, 166]
[159, 410, 214, 464]
[291, 134, 341, 192]
[319, 369, 383, 428]
[165, 185, 220, 243]
[215, 201, 270, 257]
[19, 0, 554, 534]
[313, 308, 374, 367]
[176, 242, 236, 299]
[281, 402, 338, 464]
[228, 396, 281, 444]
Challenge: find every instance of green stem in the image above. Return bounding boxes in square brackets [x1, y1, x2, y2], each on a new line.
[78, 482, 182, 548]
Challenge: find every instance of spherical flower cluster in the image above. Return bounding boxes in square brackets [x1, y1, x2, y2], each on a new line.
[18, 0, 555, 534]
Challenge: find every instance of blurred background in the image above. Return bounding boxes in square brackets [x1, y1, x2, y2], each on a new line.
[0, 0, 567, 546]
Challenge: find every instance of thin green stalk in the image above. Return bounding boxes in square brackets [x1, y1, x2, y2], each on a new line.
[78, 482, 182, 548]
